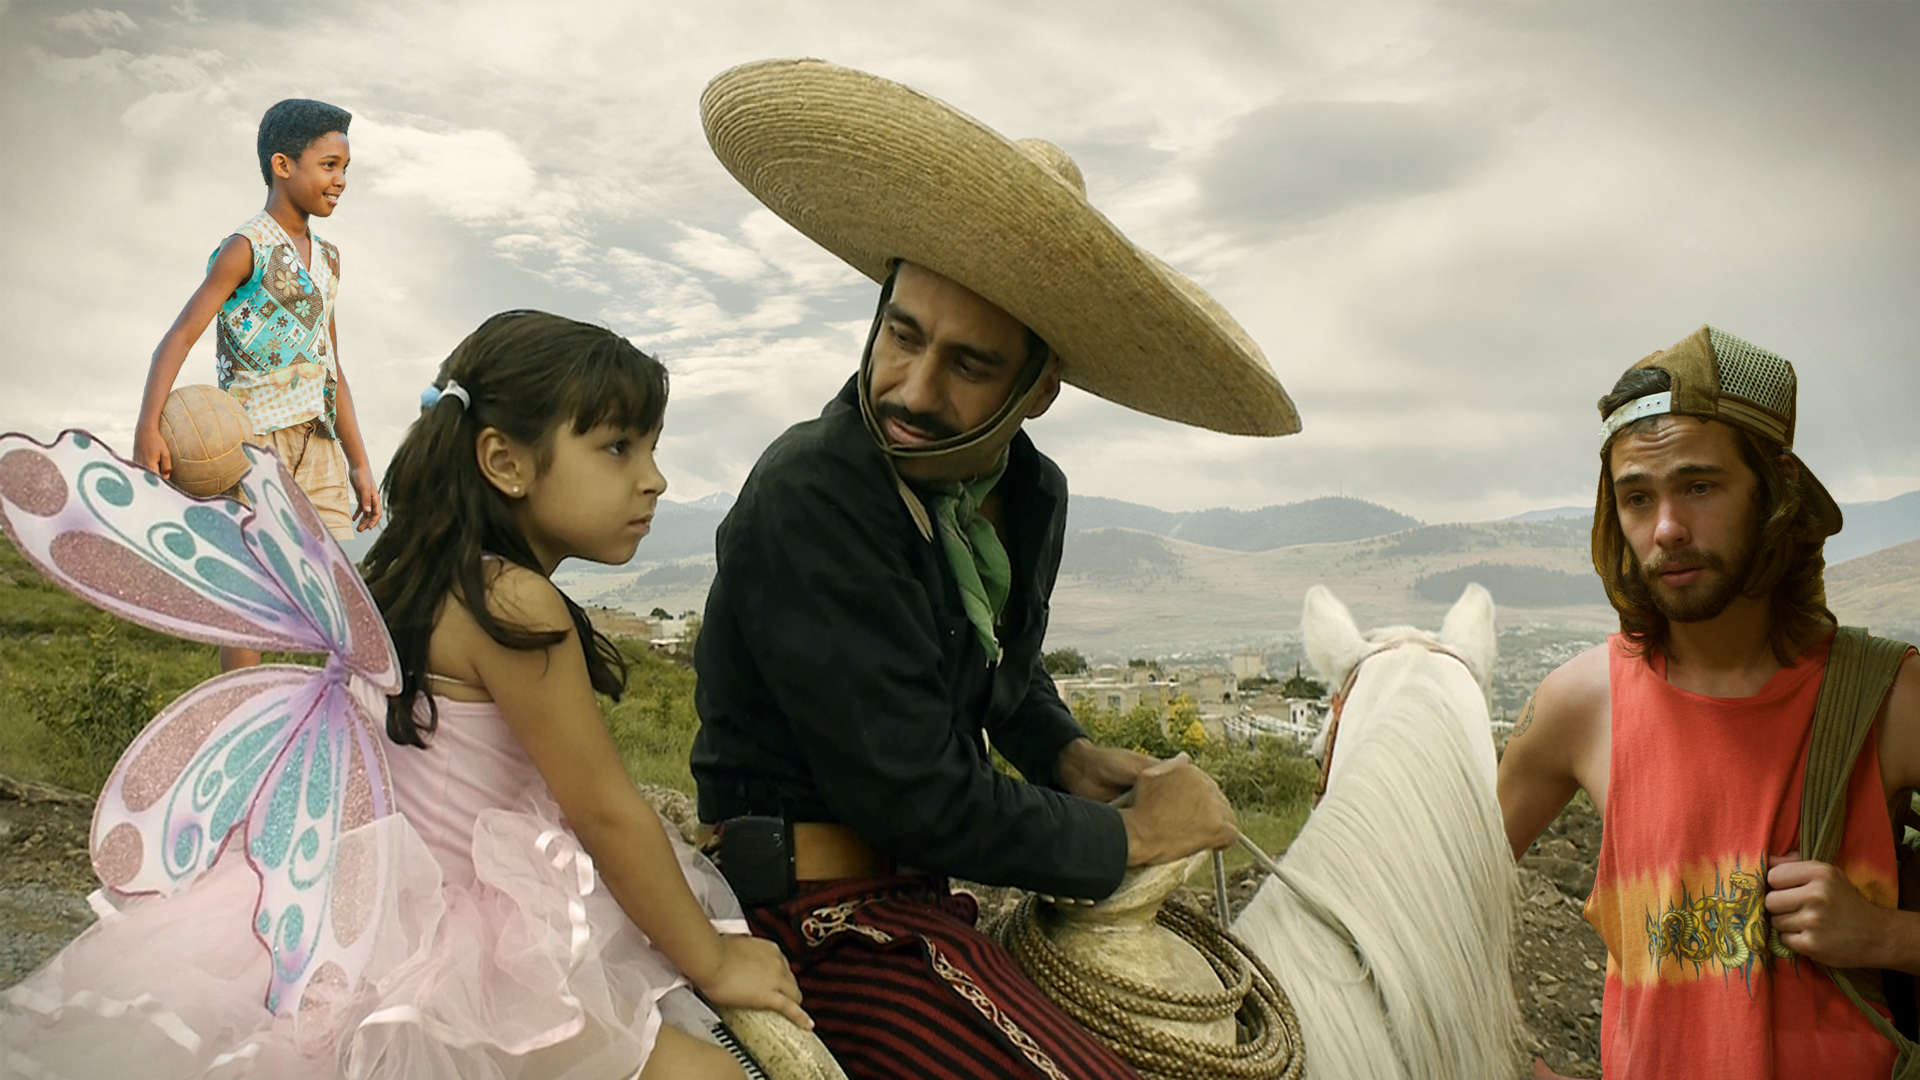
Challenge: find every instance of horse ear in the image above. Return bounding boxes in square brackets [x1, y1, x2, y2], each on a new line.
[1438, 583, 1498, 687]
[1303, 585, 1369, 689]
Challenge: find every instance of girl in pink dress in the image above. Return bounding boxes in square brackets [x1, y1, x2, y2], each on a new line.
[0, 311, 806, 1079]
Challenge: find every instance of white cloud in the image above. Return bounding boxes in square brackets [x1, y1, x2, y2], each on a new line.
[0, 0, 1913, 528]
[669, 224, 768, 283]
[50, 7, 136, 40]
[352, 119, 545, 226]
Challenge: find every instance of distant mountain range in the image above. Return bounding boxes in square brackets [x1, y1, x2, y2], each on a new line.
[373, 484, 1920, 652]
[540, 487, 1919, 571]
[1494, 490, 1920, 564]
[1066, 495, 1422, 551]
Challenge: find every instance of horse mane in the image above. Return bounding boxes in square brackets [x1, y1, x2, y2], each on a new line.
[1236, 644, 1524, 1080]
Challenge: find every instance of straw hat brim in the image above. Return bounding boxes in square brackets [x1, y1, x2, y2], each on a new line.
[700, 58, 1300, 437]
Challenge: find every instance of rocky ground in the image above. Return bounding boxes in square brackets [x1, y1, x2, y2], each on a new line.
[1, 775, 1607, 1076]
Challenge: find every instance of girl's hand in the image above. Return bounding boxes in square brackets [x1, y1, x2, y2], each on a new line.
[695, 934, 812, 1030]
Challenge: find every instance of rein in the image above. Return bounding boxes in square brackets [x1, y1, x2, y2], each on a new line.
[1312, 639, 1476, 808]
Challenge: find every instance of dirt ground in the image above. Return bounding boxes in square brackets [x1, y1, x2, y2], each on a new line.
[1, 775, 1607, 1076]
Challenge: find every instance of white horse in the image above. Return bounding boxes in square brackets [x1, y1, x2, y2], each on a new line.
[1231, 584, 1525, 1080]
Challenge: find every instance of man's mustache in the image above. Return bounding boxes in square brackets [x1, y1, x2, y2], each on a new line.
[873, 401, 962, 441]
[1640, 548, 1729, 579]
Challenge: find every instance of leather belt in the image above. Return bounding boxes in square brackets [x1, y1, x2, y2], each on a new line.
[697, 821, 904, 882]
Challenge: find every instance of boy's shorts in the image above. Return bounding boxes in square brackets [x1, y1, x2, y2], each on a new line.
[221, 420, 356, 541]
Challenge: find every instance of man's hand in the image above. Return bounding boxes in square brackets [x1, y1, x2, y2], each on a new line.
[1765, 850, 1913, 971]
[132, 422, 172, 478]
[1120, 753, 1237, 867]
[1054, 737, 1154, 802]
[348, 463, 382, 531]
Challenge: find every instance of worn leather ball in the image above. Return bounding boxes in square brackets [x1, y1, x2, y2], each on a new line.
[159, 385, 251, 497]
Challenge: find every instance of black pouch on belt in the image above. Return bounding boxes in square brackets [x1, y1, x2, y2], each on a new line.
[714, 815, 795, 907]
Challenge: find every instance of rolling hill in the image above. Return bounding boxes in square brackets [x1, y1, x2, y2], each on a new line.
[1826, 537, 1920, 642]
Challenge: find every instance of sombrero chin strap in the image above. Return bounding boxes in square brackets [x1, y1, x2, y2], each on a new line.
[856, 267, 1058, 486]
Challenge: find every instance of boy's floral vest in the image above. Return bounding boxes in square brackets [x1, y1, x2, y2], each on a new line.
[212, 211, 339, 437]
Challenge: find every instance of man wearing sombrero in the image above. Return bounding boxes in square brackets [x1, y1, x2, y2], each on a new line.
[690, 59, 1299, 1077]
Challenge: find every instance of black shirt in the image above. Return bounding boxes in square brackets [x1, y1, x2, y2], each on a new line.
[691, 377, 1128, 899]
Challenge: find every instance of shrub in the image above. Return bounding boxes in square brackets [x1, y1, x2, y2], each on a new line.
[601, 641, 702, 793]
[15, 620, 171, 792]
[1197, 738, 1318, 815]
[1042, 647, 1088, 675]
[1072, 698, 1178, 759]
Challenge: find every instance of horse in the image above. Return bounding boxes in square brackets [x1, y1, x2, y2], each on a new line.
[717, 583, 1526, 1080]
[1230, 583, 1526, 1080]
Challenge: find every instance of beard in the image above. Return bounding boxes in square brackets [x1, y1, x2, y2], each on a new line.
[1629, 517, 1762, 624]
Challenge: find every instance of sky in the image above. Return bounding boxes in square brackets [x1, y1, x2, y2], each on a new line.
[1, 0, 1915, 524]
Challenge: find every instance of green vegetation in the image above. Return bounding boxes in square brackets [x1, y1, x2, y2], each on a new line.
[1413, 560, 1605, 606]
[1041, 647, 1088, 676]
[602, 640, 702, 794]
[1371, 520, 1585, 561]
[1277, 666, 1326, 700]
[1070, 694, 1320, 857]
[1061, 528, 1182, 584]
[1, 533, 226, 791]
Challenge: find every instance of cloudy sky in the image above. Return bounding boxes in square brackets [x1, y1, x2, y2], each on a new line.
[1, 1, 1914, 524]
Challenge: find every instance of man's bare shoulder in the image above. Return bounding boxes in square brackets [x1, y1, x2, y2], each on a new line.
[1513, 642, 1610, 740]
[1876, 648, 1920, 793]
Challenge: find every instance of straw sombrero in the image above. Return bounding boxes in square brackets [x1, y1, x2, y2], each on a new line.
[701, 59, 1300, 438]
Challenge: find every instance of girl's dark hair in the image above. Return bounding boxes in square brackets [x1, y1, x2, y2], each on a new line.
[257, 98, 351, 185]
[1592, 366, 1834, 665]
[362, 310, 670, 747]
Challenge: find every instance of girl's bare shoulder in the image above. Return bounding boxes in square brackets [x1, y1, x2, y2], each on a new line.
[476, 559, 572, 634]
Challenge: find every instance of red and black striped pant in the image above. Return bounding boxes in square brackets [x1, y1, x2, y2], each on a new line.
[747, 875, 1140, 1080]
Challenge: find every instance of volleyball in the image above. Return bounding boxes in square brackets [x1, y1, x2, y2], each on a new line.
[158, 385, 251, 497]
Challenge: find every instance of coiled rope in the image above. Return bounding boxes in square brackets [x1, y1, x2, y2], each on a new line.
[1000, 893, 1305, 1080]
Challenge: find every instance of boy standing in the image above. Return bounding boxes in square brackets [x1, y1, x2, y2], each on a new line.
[131, 98, 381, 669]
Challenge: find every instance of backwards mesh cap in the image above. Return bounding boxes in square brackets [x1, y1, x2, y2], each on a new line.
[1599, 324, 1842, 540]
[1598, 325, 1797, 447]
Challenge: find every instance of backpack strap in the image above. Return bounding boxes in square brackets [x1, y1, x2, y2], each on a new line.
[1798, 626, 1918, 1075]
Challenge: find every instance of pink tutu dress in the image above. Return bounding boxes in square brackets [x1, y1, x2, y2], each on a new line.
[1, 696, 746, 1080]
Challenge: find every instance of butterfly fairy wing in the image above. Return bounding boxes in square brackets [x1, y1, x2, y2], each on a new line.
[0, 430, 326, 654]
[233, 442, 399, 694]
[246, 674, 397, 1015]
[92, 662, 397, 1013]
[0, 428, 408, 1017]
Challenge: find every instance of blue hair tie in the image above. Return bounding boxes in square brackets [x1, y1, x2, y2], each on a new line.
[420, 379, 471, 412]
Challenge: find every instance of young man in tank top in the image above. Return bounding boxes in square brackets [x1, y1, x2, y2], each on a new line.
[1498, 326, 1920, 1079]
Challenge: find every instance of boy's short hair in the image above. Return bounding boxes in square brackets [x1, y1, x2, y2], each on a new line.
[256, 99, 352, 185]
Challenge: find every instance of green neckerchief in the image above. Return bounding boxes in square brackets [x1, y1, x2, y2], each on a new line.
[928, 454, 1012, 664]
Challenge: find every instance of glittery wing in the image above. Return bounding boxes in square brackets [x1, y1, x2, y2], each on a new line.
[91, 663, 396, 1015]
[0, 429, 404, 1017]
[0, 430, 400, 695]
[231, 440, 399, 693]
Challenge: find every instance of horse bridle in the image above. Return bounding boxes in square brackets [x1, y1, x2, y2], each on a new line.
[1311, 639, 1477, 808]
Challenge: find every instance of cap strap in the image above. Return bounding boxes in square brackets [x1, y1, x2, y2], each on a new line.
[1599, 391, 1672, 444]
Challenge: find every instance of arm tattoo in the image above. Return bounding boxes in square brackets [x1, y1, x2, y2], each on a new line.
[1512, 697, 1538, 738]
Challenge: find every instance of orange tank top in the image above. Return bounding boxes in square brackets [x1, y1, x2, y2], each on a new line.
[1584, 633, 1898, 1078]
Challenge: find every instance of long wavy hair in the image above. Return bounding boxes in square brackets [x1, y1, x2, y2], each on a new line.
[1591, 366, 1833, 665]
[361, 310, 669, 747]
